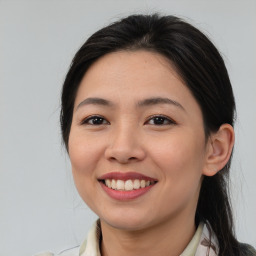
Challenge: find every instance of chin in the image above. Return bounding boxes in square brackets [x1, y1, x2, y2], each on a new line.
[99, 211, 152, 231]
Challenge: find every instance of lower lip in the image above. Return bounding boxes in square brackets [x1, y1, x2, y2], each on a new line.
[100, 182, 155, 200]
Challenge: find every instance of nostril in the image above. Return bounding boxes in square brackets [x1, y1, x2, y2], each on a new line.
[105, 143, 146, 163]
[109, 156, 136, 164]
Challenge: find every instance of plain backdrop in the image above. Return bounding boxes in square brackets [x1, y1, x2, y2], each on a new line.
[1, 1, 255, 255]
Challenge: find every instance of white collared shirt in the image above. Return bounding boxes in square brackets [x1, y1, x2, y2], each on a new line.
[34, 220, 218, 256]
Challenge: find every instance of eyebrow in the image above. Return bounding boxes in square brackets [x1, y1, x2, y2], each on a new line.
[76, 97, 113, 111]
[137, 97, 185, 111]
[76, 97, 185, 111]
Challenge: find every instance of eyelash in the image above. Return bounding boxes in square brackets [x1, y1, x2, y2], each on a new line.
[145, 115, 176, 126]
[80, 115, 176, 126]
[80, 115, 110, 125]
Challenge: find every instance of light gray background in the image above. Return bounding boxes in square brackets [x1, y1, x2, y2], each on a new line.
[1, 1, 255, 255]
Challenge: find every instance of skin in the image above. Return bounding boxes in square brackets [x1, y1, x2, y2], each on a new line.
[68, 50, 234, 256]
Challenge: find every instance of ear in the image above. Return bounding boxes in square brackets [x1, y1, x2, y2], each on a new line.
[203, 124, 235, 177]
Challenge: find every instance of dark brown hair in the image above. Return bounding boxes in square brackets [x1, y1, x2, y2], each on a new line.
[61, 14, 243, 255]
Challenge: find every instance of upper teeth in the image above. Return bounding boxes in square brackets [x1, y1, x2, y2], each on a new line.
[105, 179, 153, 191]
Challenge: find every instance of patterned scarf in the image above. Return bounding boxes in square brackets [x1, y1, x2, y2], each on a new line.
[194, 222, 219, 256]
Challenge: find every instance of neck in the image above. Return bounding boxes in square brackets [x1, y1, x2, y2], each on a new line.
[100, 214, 196, 256]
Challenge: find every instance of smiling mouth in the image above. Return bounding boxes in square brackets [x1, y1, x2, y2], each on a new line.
[100, 179, 157, 191]
[98, 172, 158, 192]
[98, 172, 158, 200]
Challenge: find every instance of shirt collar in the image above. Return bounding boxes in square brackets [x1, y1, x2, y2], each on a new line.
[79, 220, 219, 256]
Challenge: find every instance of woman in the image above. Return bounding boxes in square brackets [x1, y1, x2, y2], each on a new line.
[37, 14, 255, 256]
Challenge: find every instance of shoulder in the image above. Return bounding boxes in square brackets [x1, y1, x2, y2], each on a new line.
[34, 220, 100, 256]
[33, 246, 79, 256]
[58, 246, 80, 256]
[239, 243, 256, 256]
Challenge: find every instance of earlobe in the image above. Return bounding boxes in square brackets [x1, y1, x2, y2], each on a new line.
[203, 124, 235, 177]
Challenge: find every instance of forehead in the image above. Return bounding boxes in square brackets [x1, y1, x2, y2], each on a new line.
[84, 50, 180, 82]
[74, 50, 199, 113]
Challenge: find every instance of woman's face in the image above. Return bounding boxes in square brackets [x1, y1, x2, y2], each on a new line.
[69, 50, 210, 231]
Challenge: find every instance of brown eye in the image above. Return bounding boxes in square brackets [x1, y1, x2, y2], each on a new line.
[82, 115, 109, 125]
[146, 115, 175, 125]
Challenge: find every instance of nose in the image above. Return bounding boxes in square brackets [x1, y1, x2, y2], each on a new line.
[104, 125, 146, 164]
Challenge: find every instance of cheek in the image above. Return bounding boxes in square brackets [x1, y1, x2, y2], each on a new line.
[150, 131, 206, 184]
[152, 136, 205, 210]
[68, 131, 106, 197]
[69, 131, 101, 172]
[68, 132, 104, 206]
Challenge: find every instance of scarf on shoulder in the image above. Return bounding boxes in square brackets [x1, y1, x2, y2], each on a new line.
[194, 222, 219, 256]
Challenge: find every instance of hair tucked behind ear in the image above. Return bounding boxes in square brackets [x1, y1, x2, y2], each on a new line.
[60, 14, 253, 255]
